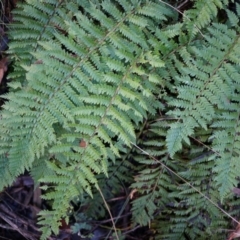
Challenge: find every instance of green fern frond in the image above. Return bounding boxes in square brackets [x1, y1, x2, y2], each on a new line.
[166, 21, 240, 158]
[2, 0, 240, 239]
[183, 0, 229, 39]
[131, 119, 176, 226]
[8, 0, 67, 83]
[0, 0, 173, 238]
[154, 143, 229, 240]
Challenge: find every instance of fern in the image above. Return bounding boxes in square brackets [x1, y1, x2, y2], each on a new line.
[131, 119, 177, 226]
[1, 0, 240, 239]
[7, 0, 65, 84]
[0, 0, 174, 238]
[129, 2, 240, 239]
[156, 146, 228, 240]
[166, 18, 240, 199]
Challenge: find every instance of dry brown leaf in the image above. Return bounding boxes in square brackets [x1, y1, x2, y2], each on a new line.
[0, 57, 8, 84]
[130, 189, 137, 199]
[228, 223, 240, 240]
[0, 69, 4, 84]
[79, 139, 87, 148]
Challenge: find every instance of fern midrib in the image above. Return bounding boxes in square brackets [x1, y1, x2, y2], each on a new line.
[210, 33, 240, 77]
[53, 55, 143, 210]
[199, 32, 240, 95]
[151, 166, 163, 194]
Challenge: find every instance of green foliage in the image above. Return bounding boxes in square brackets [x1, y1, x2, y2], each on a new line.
[1, 0, 240, 239]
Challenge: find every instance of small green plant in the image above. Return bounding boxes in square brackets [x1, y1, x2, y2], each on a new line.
[1, 0, 240, 239]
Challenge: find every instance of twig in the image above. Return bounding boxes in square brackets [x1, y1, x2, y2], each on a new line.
[0, 212, 37, 240]
[0, 222, 16, 230]
[177, 0, 189, 10]
[0, 203, 40, 233]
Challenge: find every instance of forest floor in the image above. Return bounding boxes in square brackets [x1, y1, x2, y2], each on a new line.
[0, 174, 81, 240]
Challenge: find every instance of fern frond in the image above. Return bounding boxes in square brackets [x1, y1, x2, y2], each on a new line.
[130, 119, 177, 226]
[2, 0, 240, 239]
[154, 142, 230, 240]
[1, 0, 173, 238]
[166, 22, 240, 158]
[8, 0, 66, 83]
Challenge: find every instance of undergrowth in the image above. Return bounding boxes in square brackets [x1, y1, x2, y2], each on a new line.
[0, 0, 240, 239]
